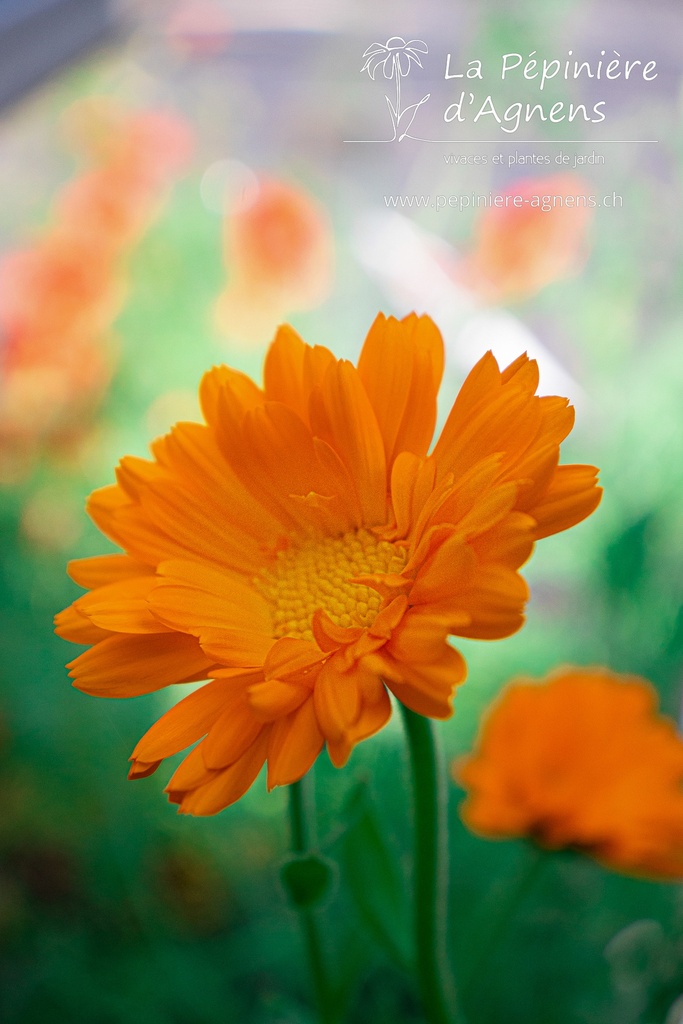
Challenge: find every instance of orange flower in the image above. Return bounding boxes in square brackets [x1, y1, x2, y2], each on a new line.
[0, 101, 191, 480]
[215, 176, 333, 345]
[455, 668, 683, 880]
[56, 109, 192, 251]
[0, 233, 122, 350]
[63, 98, 192, 189]
[56, 313, 601, 814]
[0, 232, 118, 481]
[57, 167, 167, 253]
[459, 174, 592, 303]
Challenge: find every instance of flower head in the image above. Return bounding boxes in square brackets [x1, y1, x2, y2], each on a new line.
[56, 314, 601, 814]
[361, 38, 428, 79]
[458, 174, 592, 303]
[63, 98, 192, 188]
[455, 668, 683, 880]
[215, 176, 333, 345]
[0, 101, 191, 481]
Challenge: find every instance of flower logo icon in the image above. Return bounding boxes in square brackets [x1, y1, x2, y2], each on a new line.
[361, 37, 430, 141]
[361, 37, 428, 79]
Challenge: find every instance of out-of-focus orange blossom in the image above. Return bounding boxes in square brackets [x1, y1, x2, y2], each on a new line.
[457, 174, 592, 304]
[214, 176, 334, 347]
[456, 667, 683, 880]
[0, 99, 192, 483]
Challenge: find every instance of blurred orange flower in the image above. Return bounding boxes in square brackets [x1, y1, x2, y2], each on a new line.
[56, 313, 600, 815]
[0, 234, 118, 481]
[215, 176, 333, 345]
[63, 98, 192, 187]
[57, 106, 192, 250]
[0, 100, 192, 481]
[459, 174, 592, 303]
[0, 233, 122, 348]
[456, 668, 683, 880]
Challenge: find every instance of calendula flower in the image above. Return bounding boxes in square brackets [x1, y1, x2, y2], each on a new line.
[56, 314, 600, 815]
[0, 101, 191, 481]
[0, 233, 117, 481]
[458, 174, 592, 303]
[455, 668, 683, 880]
[215, 176, 333, 346]
[57, 106, 192, 251]
[63, 99, 192, 189]
[0, 232, 122, 347]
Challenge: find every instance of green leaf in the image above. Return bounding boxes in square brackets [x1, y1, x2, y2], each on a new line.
[604, 514, 652, 595]
[339, 782, 411, 969]
[280, 853, 336, 909]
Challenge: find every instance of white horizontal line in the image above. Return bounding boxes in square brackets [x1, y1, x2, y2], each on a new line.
[344, 139, 659, 144]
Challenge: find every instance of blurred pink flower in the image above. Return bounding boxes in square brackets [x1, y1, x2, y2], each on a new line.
[166, 1, 232, 57]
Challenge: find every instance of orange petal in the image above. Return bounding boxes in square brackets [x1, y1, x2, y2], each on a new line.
[248, 679, 310, 721]
[131, 678, 232, 762]
[67, 554, 152, 588]
[139, 475, 267, 574]
[68, 631, 213, 697]
[263, 637, 326, 683]
[74, 576, 170, 634]
[170, 732, 269, 815]
[266, 698, 324, 788]
[386, 606, 453, 664]
[202, 690, 264, 768]
[380, 646, 465, 719]
[85, 485, 175, 566]
[530, 464, 602, 539]
[128, 759, 162, 779]
[262, 324, 335, 426]
[309, 360, 387, 526]
[433, 373, 541, 484]
[500, 352, 539, 391]
[313, 658, 362, 743]
[198, 627, 275, 668]
[311, 437, 363, 529]
[329, 665, 393, 768]
[116, 454, 164, 499]
[357, 313, 444, 468]
[166, 742, 216, 793]
[469, 511, 536, 570]
[452, 565, 529, 640]
[430, 351, 502, 469]
[152, 421, 284, 546]
[199, 363, 263, 434]
[236, 401, 355, 533]
[151, 559, 272, 636]
[54, 604, 112, 644]
[311, 608, 362, 653]
[409, 534, 476, 607]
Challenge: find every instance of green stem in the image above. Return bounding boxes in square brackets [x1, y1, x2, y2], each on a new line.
[288, 779, 338, 1024]
[400, 705, 464, 1024]
[289, 776, 312, 854]
[463, 843, 547, 1001]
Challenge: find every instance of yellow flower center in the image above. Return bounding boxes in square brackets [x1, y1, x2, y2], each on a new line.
[255, 528, 407, 641]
